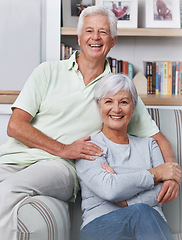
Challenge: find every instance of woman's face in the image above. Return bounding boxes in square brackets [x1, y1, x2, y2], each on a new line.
[99, 90, 134, 134]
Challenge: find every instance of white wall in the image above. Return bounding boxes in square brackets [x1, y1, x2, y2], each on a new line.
[0, 0, 60, 91]
[0, 104, 11, 144]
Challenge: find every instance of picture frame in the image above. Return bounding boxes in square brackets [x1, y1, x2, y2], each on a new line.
[180, 0, 182, 27]
[62, 0, 95, 27]
[145, 0, 180, 28]
[95, 0, 138, 28]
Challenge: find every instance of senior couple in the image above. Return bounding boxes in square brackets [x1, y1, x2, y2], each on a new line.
[0, 5, 181, 240]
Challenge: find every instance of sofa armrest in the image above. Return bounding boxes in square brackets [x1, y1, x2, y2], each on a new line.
[17, 196, 70, 240]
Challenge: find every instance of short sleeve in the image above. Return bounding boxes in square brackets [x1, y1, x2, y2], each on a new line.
[12, 62, 49, 117]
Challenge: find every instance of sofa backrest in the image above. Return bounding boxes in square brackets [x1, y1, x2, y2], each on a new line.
[147, 108, 182, 238]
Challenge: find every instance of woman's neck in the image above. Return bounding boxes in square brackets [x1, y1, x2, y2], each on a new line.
[102, 128, 129, 145]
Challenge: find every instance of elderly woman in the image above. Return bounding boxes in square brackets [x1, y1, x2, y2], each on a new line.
[76, 73, 181, 240]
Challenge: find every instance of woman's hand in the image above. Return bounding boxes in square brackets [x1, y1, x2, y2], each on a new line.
[101, 163, 115, 174]
[148, 162, 182, 185]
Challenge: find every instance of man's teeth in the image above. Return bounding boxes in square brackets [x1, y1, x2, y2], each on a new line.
[90, 44, 102, 47]
[110, 116, 123, 119]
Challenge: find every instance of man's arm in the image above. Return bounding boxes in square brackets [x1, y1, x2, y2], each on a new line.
[152, 131, 181, 204]
[7, 108, 103, 160]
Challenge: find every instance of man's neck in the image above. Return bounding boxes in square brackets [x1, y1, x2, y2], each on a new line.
[77, 53, 106, 86]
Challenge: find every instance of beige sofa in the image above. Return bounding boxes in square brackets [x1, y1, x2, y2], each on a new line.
[0, 107, 181, 240]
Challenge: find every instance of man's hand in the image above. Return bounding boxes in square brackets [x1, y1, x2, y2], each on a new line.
[62, 136, 103, 160]
[157, 180, 179, 204]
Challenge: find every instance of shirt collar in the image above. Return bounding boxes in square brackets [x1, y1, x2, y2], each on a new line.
[67, 50, 111, 76]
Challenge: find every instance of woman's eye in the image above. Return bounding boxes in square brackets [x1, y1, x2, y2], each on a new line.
[105, 100, 112, 104]
[121, 101, 128, 104]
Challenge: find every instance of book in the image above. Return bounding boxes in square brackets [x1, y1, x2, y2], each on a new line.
[122, 61, 128, 75]
[146, 62, 153, 94]
[172, 62, 176, 95]
[179, 62, 182, 95]
[111, 58, 117, 73]
[175, 62, 179, 95]
[163, 62, 168, 95]
[155, 62, 159, 95]
[117, 60, 123, 73]
[167, 62, 172, 95]
[152, 62, 156, 94]
[159, 62, 163, 95]
[128, 63, 133, 80]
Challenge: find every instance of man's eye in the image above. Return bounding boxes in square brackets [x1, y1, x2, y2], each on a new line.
[100, 30, 107, 35]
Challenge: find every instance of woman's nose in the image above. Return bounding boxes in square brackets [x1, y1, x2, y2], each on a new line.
[113, 103, 121, 113]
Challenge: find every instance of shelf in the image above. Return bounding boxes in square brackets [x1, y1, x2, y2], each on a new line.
[140, 94, 182, 106]
[0, 91, 20, 104]
[0, 91, 182, 106]
[61, 27, 182, 37]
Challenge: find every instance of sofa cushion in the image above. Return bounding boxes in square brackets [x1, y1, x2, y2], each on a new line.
[17, 196, 70, 240]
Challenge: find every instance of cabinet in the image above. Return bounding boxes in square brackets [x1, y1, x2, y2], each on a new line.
[61, 27, 182, 106]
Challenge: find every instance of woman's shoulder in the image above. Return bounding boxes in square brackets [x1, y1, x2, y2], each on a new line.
[90, 132, 108, 149]
[128, 134, 158, 148]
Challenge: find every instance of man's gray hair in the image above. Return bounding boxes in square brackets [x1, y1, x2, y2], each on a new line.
[77, 5, 118, 38]
[94, 73, 138, 109]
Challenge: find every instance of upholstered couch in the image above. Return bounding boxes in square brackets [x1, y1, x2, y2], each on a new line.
[0, 107, 182, 240]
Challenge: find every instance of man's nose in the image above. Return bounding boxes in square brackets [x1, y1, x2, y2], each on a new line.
[91, 31, 101, 40]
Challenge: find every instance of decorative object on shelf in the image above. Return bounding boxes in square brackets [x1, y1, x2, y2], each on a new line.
[62, 0, 95, 27]
[95, 0, 138, 28]
[133, 72, 147, 95]
[143, 0, 180, 28]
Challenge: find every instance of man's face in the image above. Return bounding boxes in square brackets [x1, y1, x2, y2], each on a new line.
[78, 14, 116, 61]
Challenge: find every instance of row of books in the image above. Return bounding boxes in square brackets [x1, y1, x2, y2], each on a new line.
[145, 61, 182, 95]
[60, 43, 75, 60]
[107, 57, 133, 80]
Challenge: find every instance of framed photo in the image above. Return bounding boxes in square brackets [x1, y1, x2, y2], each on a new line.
[62, 0, 95, 27]
[96, 0, 138, 28]
[180, 0, 182, 27]
[145, 0, 180, 28]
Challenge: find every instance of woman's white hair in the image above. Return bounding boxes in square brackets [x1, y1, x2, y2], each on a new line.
[94, 73, 138, 109]
[77, 5, 118, 38]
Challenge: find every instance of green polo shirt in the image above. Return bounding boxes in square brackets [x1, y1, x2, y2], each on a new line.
[0, 51, 159, 199]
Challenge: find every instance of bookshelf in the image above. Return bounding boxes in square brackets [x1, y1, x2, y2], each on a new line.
[1, 29, 182, 105]
[61, 27, 182, 106]
[0, 91, 20, 104]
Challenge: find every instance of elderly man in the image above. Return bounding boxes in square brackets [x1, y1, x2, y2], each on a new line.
[0, 5, 180, 240]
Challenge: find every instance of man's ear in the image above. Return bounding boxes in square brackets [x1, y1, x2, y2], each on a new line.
[78, 36, 81, 46]
[111, 36, 117, 48]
